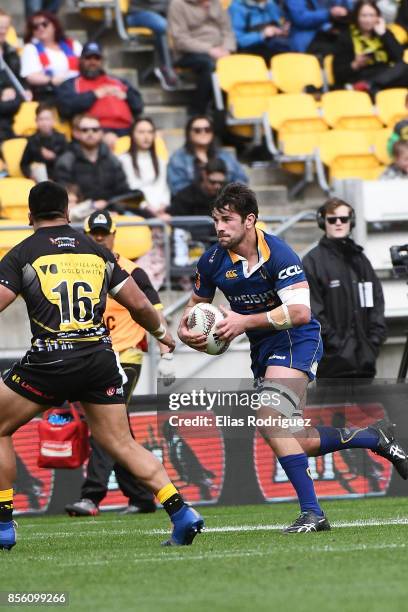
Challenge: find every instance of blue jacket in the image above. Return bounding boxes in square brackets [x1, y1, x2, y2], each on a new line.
[229, 0, 283, 49]
[285, 0, 351, 52]
[167, 146, 248, 195]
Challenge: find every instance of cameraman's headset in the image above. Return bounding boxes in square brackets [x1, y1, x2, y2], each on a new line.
[316, 202, 356, 230]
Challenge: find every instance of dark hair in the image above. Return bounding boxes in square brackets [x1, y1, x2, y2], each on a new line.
[351, 0, 381, 26]
[29, 181, 68, 220]
[185, 115, 217, 158]
[203, 158, 228, 175]
[35, 102, 55, 118]
[212, 182, 258, 220]
[24, 11, 67, 43]
[321, 197, 353, 216]
[392, 139, 408, 158]
[129, 117, 159, 180]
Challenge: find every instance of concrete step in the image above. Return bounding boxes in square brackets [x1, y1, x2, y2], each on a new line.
[140, 85, 195, 107]
[66, 29, 89, 45]
[254, 184, 288, 211]
[109, 67, 139, 88]
[160, 128, 184, 155]
[145, 105, 188, 130]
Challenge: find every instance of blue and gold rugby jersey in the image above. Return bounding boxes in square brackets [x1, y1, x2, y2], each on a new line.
[0, 225, 129, 358]
[194, 228, 320, 347]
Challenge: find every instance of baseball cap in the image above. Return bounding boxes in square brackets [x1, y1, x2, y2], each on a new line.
[84, 211, 116, 234]
[81, 41, 103, 58]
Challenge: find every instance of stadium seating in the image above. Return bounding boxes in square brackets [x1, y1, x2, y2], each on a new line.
[270, 53, 323, 93]
[1, 138, 27, 178]
[0, 220, 31, 260]
[266, 93, 327, 137]
[323, 55, 334, 88]
[321, 90, 382, 130]
[373, 128, 393, 165]
[13, 102, 38, 137]
[318, 130, 384, 181]
[75, 0, 153, 41]
[375, 88, 408, 127]
[5, 24, 20, 49]
[0, 178, 35, 220]
[114, 216, 152, 259]
[213, 55, 276, 122]
[387, 23, 408, 45]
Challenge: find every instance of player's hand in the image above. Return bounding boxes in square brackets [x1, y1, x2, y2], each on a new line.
[374, 17, 386, 36]
[178, 312, 208, 352]
[215, 305, 247, 341]
[160, 330, 176, 352]
[158, 353, 176, 386]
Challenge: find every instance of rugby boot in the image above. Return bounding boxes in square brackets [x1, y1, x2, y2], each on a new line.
[0, 520, 17, 550]
[371, 421, 408, 480]
[283, 511, 331, 534]
[162, 506, 204, 546]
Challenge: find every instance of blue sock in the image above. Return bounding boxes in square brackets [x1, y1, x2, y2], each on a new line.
[316, 426, 380, 455]
[278, 453, 322, 516]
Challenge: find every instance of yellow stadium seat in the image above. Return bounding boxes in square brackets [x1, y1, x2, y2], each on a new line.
[5, 25, 20, 49]
[266, 93, 327, 135]
[404, 49, 408, 63]
[270, 53, 323, 93]
[323, 55, 334, 87]
[373, 128, 393, 165]
[114, 215, 152, 259]
[13, 102, 38, 136]
[388, 23, 408, 45]
[228, 81, 277, 118]
[1, 139, 27, 178]
[216, 54, 271, 91]
[319, 130, 383, 181]
[114, 135, 168, 160]
[77, 0, 153, 40]
[0, 178, 35, 220]
[321, 90, 382, 130]
[0, 220, 31, 260]
[376, 88, 408, 126]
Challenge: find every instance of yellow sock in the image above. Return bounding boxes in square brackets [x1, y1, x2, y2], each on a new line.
[0, 489, 13, 521]
[0, 489, 13, 503]
[157, 483, 178, 504]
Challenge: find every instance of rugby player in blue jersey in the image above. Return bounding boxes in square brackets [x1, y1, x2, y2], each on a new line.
[178, 183, 408, 533]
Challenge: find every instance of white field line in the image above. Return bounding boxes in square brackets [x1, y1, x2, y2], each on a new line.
[29, 542, 408, 567]
[18, 516, 408, 540]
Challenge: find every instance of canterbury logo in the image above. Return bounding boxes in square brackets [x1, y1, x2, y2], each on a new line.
[225, 270, 238, 279]
[389, 444, 406, 460]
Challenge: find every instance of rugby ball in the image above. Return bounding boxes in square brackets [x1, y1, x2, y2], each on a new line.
[187, 303, 230, 355]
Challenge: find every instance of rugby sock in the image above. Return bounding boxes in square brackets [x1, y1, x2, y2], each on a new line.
[316, 426, 380, 455]
[157, 483, 185, 517]
[0, 489, 13, 523]
[278, 453, 323, 516]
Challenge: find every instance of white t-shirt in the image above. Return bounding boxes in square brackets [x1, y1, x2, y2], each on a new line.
[21, 40, 82, 80]
[119, 151, 170, 211]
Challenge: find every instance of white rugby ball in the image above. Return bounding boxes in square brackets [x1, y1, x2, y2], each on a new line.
[187, 303, 230, 355]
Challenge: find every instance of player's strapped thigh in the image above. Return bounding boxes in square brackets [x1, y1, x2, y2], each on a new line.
[256, 379, 302, 419]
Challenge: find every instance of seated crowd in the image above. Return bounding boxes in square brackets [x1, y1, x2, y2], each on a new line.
[0, 2, 407, 288]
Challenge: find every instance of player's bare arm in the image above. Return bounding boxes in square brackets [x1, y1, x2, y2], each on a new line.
[0, 285, 17, 313]
[178, 293, 212, 351]
[114, 276, 175, 351]
[216, 281, 311, 342]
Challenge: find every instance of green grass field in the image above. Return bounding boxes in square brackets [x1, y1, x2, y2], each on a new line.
[2, 497, 408, 612]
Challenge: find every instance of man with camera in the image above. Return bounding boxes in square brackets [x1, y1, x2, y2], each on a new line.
[303, 197, 387, 379]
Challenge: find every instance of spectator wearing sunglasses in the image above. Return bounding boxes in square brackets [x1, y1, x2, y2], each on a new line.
[54, 114, 130, 208]
[56, 41, 144, 141]
[302, 197, 386, 379]
[21, 11, 82, 102]
[167, 115, 248, 195]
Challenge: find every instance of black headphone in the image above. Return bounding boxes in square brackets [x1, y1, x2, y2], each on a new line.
[316, 202, 355, 230]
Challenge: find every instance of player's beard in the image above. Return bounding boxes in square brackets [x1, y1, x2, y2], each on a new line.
[217, 229, 245, 250]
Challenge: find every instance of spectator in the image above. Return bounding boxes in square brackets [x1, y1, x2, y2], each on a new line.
[168, 158, 226, 265]
[387, 92, 408, 156]
[285, 0, 351, 54]
[333, 0, 408, 93]
[167, 114, 248, 194]
[24, 1, 63, 19]
[56, 41, 144, 141]
[303, 198, 387, 379]
[119, 117, 170, 217]
[126, 0, 178, 90]
[20, 103, 67, 181]
[54, 114, 130, 206]
[168, 0, 236, 115]
[228, 0, 290, 60]
[21, 11, 82, 103]
[0, 10, 26, 143]
[66, 184, 100, 222]
[381, 139, 408, 179]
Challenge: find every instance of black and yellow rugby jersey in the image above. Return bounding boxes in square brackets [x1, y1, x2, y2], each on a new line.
[0, 225, 129, 357]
